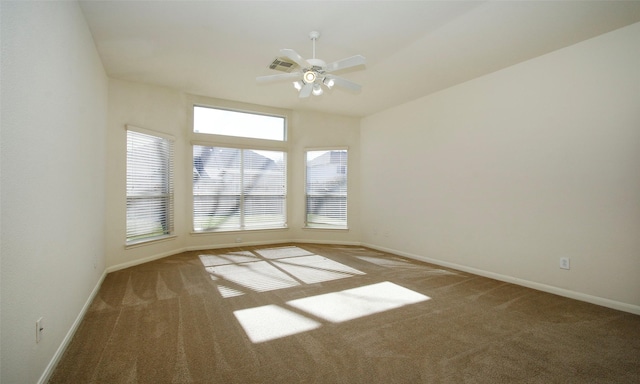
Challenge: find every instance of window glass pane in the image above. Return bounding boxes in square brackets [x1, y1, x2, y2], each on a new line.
[244, 150, 286, 229]
[127, 129, 174, 243]
[193, 146, 242, 231]
[193, 145, 286, 232]
[194, 106, 285, 141]
[305, 150, 348, 228]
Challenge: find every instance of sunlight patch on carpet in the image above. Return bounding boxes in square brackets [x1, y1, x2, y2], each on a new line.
[356, 256, 421, 268]
[273, 255, 365, 284]
[199, 251, 259, 267]
[255, 246, 314, 259]
[216, 285, 245, 298]
[287, 282, 430, 323]
[206, 261, 300, 293]
[234, 305, 321, 343]
[202, 248, 366, 297]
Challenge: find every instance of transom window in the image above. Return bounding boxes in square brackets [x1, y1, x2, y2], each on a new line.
[193, 105, 286, 141]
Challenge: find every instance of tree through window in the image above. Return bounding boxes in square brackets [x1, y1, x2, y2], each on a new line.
[193, 146, 286, 232]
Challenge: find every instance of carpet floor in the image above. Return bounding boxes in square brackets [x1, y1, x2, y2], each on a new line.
[49, 243, 640, 383]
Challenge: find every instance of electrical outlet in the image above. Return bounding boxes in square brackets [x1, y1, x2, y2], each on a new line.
[235, 237, 242, 243]
[36, 317, 44, 343]
[560, 257, 570, 270]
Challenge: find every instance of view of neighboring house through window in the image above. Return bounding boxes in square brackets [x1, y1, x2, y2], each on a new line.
[305, 149, 348, 228]
[193, 146, 286, 231]
[126, 127, 174, 244]
[192, 105, 287, 232]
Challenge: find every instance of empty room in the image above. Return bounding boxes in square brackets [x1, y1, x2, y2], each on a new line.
[1, 1, 639, 383]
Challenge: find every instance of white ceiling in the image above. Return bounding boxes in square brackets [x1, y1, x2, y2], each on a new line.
[79, 1, 640, 117]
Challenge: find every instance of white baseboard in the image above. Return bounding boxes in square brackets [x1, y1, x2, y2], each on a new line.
[185, 238, 292, 252]
[186, 239, 361, 252]
[106, 247, 189, 273]
[362, 242, 640, 316]
[108, 239, 363, 273]
[37, 270, 108, 384]
[290, 239, 362, 247]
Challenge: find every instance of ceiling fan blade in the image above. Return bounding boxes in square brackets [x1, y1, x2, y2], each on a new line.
[256, 72, 301, 83]
[325, 75, 361, 92]
[326, 55, 366, 72]
[280, 49, 312, 69]
[298, 82, 313, 98]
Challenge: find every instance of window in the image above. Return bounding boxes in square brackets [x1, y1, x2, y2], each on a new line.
[305, 149, 348, 228]
[126, 127, 174, 244]
[193, 106, 286, 141]
[193, 146, 286, 232]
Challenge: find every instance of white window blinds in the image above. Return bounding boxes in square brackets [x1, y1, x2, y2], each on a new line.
[193, 145, 286, 232]
[126, 128, 174, 244]
[305, 149, 348, 228]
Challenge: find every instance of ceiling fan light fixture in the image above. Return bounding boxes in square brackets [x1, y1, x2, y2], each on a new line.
[324, 77, 335, 89]
[293, 81, 302, 91]
[312, 84, 323, 96]
[303, 70, 317, 84]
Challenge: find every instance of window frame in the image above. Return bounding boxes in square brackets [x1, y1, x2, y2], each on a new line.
[189, 100, 290, 234]
[125, 125, 176, 246]
[192, 144, 287, 233]
[193, 104, 287, 142]
[304, 147, 349, 230]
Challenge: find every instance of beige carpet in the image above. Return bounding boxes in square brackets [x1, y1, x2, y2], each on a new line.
[49, 244, 640, 383]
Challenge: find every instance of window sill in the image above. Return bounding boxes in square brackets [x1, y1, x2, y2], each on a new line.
[303, 226, 349, 231]
[125, 234, 177, 249]
[190, 226, 289, 235]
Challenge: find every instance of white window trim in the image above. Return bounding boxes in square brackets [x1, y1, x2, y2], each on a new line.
[187, 96, 292, 234]
[193, 104, 288, 142]
[125, 234, 177, 249]
[126, 124, 175, 142]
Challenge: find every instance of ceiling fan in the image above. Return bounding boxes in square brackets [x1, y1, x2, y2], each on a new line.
[256, 31, 366, 98]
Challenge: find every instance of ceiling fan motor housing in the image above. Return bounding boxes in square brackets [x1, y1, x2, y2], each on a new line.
[303, 58, 327, 84]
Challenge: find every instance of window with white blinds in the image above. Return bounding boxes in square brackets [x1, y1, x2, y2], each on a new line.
[305, 149, 348, 228]
[126, 128, 174, 244]
[193, 145, 286, 232]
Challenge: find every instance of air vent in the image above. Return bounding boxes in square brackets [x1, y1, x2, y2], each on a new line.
[269, 57, 298, 72]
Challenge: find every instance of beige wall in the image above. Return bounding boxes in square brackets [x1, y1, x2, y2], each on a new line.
[105, 81, 362, 270]
[3, 4, 637, 382]
[105, 79, 189, 269]
[360, 22, 640, 312]
[0, 2, 108, 383]
[288, 110, 362, 244]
